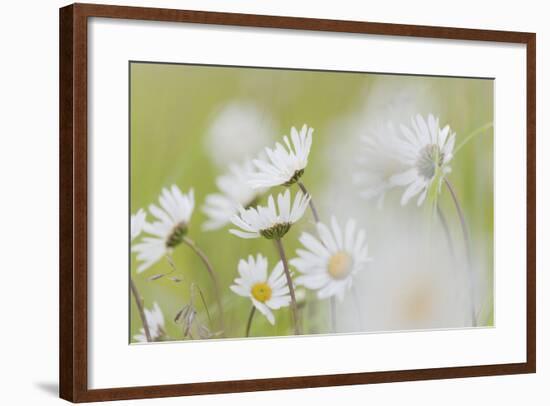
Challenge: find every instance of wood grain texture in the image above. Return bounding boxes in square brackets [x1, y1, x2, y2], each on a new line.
[59, 3, 536, 402]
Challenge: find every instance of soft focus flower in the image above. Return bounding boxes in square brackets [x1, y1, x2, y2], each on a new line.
[130, 209, 146, 241]
[206, 101, 275, 168]
[339, 219, 477, 332]
[133, 302, 165, 342]
[390, 114, 456, 206]
[353, 122, 407, 207]
[230, 254, 290, 325]
[291, 217, 371, 301]
[248, 124, 313, 189]
[202, 160, 266, 231]
[229, 190, 310, 240]
[132, 185, 195, 273]
[324, 79, 436, 211]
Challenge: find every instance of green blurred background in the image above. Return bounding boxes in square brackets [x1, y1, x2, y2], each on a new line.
[130, 62, 494, 342]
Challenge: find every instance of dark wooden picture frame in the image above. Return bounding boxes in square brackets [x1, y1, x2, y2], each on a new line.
[59, 3, 536, 402]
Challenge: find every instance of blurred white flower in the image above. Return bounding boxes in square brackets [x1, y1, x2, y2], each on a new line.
[328, 209, 490, 333]
[323, 78, 437, 212]
[133, 302, 165, 342]
[353, 122, 407, 208]
[202, 160, 266, 231]
[230, 254, 290, 325]
[390, 114, 456, 206]
[206, 101, 275, 168]
[229, 190, 310, 240]
[343, 222, 476, 332]
[291, 217, 371, 301]
[130, 209, 146, 241]
[132, 185, 195, 273]
[248, 124, 313, 189]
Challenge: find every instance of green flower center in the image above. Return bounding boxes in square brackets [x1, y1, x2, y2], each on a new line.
[283, 169, 305, 186]
[166, 222, 188, 248]
[260, 222, 291, 240]
[417, 144, 444, 180]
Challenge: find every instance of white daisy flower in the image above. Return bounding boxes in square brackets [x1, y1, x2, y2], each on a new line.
[229, 189, 310, 240]
[133, 302, 165, 342]
[206, 101, 276, 168]
[248, 124, 313, 189]
[230, 254, 290, 325]
[290, 217, 371, 301]
[202, 160, 266, 231]
[130, 209, 146, 241]
[132, 185, 195, 273]
[390, 114, 456, 206]
[353, 122, 407, 207]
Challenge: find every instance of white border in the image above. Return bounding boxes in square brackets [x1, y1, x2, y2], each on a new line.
[88, 18, 526, 389]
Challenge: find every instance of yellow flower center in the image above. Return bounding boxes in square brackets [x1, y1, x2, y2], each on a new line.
[251, 282, 272, 303]
[328, 251, 352, 280]
[402, 284, 434, 323]
[405, 292, 432, 322]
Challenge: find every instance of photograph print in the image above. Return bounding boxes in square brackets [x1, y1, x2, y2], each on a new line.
[129, 62, 494, 343]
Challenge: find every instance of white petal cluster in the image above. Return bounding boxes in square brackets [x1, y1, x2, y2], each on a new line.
[229, 190, 310, 240]
[133, 302, 165, 342]
[355, 114, 455, 207]
[248, 124, 313, 189]
[130, 209, 146, 241]
[291, 217, 371, 301]
[132, 185, 195, 273]
[230, 254, 290, 325]
[353, 122, 406, 208]
[202, 160, 266, 231]
[390, 114, 455, 206]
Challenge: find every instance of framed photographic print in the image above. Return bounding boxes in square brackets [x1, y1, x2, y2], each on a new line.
[59, 3, 536, 402]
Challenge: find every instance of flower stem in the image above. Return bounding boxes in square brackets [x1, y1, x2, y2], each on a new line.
[454, 122, 493, 155]
[193, 283, 213, 330]
[274, 238, 301, 335]
[297, 181, 320, 223]
[182, 237, 226, 335]
[130, 278, 152, 342]
[443, 178, 478, 327]
[245, 306, 256, 337]
[436, 204, 456, 263]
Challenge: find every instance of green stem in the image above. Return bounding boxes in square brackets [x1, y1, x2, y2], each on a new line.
[193, 283, 213, 330]
[182, 237, 226, 335]
[443, 178, 478, 327]
[130, 278, 152, 342]
[274, 238, 301, 335]
[454, 122, 493, 155]
[437, 204, 456, 264]
[245, 306, 256, 337]
[297, 181, 320, 223]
